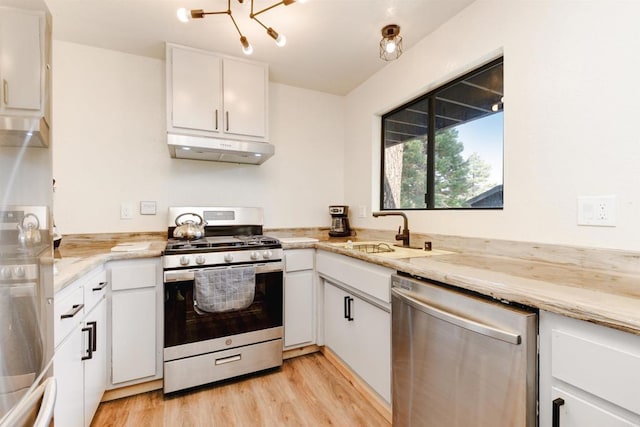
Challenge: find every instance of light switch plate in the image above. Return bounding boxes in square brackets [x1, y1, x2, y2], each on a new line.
[140, 201, 157, 215]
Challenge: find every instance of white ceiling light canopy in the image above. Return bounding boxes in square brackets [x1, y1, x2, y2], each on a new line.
[177, 0, 305, 55]
[380, 24, 403, 61]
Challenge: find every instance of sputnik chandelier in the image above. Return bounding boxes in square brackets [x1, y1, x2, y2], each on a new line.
[177, 0, 306, 56]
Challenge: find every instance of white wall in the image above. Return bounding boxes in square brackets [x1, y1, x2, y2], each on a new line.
[52, 41, 344, 234]
[345, 0, 640, 251]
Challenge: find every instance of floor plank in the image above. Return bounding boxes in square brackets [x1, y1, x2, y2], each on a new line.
[91, 353, 391, 427]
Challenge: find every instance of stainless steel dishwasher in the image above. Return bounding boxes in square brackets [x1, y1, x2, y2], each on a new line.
[391, 274, 537, 426]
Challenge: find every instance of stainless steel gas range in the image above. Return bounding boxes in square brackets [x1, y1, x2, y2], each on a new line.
[162, 207, 283, 394]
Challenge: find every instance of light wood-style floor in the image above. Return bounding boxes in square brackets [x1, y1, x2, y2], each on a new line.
[91, 353, 391, 426]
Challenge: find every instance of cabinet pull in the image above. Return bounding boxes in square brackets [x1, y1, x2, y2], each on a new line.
[343, 296, 350, 319]
[87, 321, 97, 352]
[81, 326, 94, 361]
[60, 303, 84, 319]
[2, 79, 7, 105]
[215, 109, 219, 130]
[552, 397, 565, 427]
[225, 111, 229, 131]
[92, 281, 108, 291]
[347, 297, 354, 321]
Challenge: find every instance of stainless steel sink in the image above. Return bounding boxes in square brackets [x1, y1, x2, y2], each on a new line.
[329, 241, 454, 259]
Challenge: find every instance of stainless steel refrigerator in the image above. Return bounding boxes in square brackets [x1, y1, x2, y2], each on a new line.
[0, 0, 55, 425]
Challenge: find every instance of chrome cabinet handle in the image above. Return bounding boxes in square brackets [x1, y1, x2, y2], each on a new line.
[225, 111, 229, 131]
[3, 79, 7, 105]
[552, 398, 565, 427]
[60, 303, 84, 319]
[215, 109, 219, 130]
[391, 287, 521, 345]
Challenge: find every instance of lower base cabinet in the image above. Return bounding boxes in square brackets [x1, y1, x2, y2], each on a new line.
[108, 258, 162, 388]
[54, 267, 108, 427]
[323, 280, 391, 403]
[539, 311, 640, 427]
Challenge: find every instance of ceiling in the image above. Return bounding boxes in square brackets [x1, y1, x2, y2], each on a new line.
[43, 0, 475, 95]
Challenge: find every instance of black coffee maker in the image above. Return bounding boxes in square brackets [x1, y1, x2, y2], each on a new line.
[329, 205, 351, 237]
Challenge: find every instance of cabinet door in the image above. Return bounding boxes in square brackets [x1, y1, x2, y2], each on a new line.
[323, 281, 356, 362]
[111, 288, 156, 384]
[324, 280, 391, 402]
[223, 58, 267, 138]
[53, 325, 84, 427]
[284, 270, 314, 348]
[0, 9, 41, 111]
[170, 47, 221, 132]
[84, 298, 107, 427]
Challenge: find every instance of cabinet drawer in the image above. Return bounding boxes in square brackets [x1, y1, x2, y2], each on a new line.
[551, 387, 638, 427]
[110, 261, 157, 291]
[285, 249, 314, 272]
[54, 285, 84, 347]
[316, 250, 392, 303]
[552, 329, 640, 415]
[83, 268, 107, 312]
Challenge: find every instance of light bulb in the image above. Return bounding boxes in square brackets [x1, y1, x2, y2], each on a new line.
[385, 39, 397, 54]
[275, 34, 287, 47]
[243, 44, 254, 55]
[176, 8, 190, 23]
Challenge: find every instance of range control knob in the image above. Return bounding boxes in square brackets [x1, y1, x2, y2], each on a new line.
[1, 268, 11, 279]
[263, 250, 273, 259]
[195, 255, 206, 265]
[224, 254, 234, 263]
[250, 251, 259, 260]
[179, 256, 190, 266]
[14, 266, 25, 278]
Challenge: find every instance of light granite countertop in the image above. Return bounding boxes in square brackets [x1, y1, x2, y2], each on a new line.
[314, 242, 640, 336]
[53, 240, 166, 293]
[53, 232, 640, 336]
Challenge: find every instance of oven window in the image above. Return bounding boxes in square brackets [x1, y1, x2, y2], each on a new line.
[164, 271, 283, 348]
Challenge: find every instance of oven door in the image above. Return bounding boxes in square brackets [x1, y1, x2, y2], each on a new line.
[163, 262, 283, 354]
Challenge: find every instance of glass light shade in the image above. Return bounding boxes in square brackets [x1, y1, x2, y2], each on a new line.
[275, 34, 287, 47]
[385, 39, 397, 54]
[241, 37, 254, 55]
[176, 8, 190, 23]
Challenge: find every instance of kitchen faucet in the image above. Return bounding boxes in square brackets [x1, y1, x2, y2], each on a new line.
[372, 211, 410, 247]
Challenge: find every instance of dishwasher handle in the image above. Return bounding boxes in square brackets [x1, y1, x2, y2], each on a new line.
[391, 287, 521, 345]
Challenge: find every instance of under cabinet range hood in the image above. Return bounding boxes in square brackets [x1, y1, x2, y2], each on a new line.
[0, 116, 50, 148]
[168, 133, 274, 165]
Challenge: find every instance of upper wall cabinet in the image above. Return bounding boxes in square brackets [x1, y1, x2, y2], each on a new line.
[166, 43, 269, 142]
[0, 5, 50, 147]
[0, 7, 45, 114]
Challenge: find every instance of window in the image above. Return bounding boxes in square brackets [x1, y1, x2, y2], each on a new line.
[381, 57, 503, 210]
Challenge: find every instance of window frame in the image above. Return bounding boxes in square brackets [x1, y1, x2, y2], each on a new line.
[379, 56, 504, 211]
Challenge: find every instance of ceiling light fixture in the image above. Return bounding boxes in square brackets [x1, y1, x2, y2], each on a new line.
[380, 24, 403, 61]
[177, 0, 304, 56]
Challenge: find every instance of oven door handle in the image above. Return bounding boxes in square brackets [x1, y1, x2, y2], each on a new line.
[164, 262, 283, 282]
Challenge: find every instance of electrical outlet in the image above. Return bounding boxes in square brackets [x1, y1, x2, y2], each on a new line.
[120, 202, 134, 220]
[358, 205, 367, 218]
[577, 195, 616, 227]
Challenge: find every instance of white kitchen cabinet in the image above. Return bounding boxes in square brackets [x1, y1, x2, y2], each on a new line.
[284, 249, 315, 349]
[0, 7, 45, 114]
[108, 258, 162, 387]
[323, 281, 391, 403]
[53, 266, 108, 427]
[316, 251, 392, 403]
[539, 311, 640, 427]
[166, 43, 268, 141]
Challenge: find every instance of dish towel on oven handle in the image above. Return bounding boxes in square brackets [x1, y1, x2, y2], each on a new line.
[193, 265, 256, 314]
